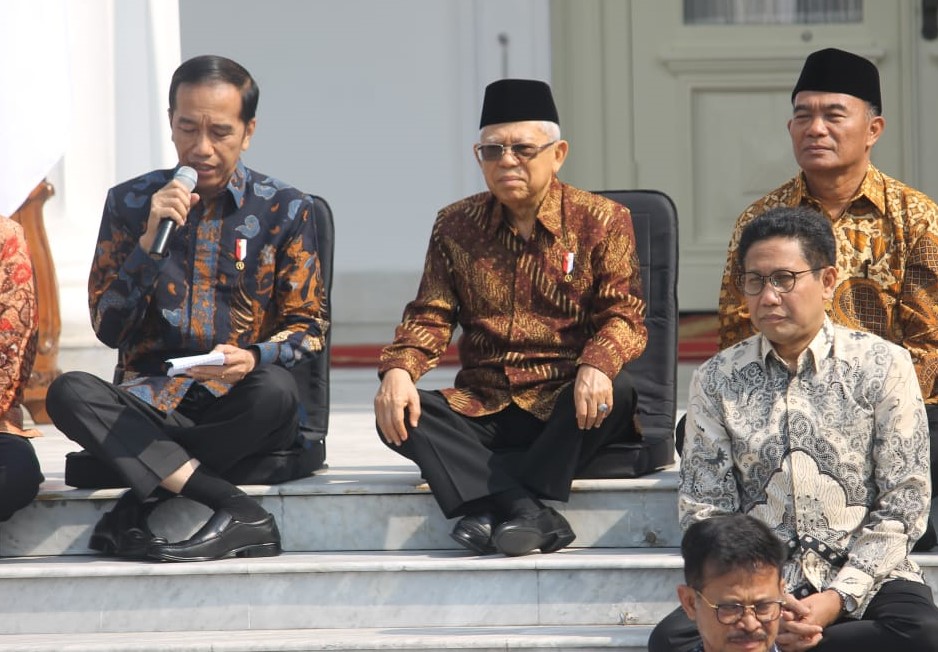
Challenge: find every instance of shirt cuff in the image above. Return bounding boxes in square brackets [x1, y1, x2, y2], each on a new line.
[577, 345, 620, 380]
[828, 566, 872, 614]
[253, 342, 279, 366]
[379, 350, 427, 382]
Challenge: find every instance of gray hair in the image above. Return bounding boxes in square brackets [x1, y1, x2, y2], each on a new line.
[479, 120, 561, 141]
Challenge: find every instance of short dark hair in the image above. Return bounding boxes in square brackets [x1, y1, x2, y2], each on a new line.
[682, 514, 785, 589]
[737, 206, 836, 271]
[169, 55, 259, 124]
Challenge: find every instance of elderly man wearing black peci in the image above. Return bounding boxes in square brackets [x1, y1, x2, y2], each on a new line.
[374, 79, 648, 557]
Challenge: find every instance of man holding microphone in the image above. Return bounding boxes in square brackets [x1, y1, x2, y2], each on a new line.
[47, 55, 328, 562]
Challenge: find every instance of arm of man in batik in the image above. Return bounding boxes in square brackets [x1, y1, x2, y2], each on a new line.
[375, 223, 458, 444]
[678, 366, 741, 531]
[829, 347, 931, 609]
[90, 178, 197, 348]
[896, 223, 938, 404]
[578, 208, 648, 378]
[378, 220, 459, 382]
[252, 197, 328, 368]
[89, 188, 165, 348]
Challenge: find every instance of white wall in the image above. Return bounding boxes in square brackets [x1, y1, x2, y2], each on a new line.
[44, 0, 181, 347]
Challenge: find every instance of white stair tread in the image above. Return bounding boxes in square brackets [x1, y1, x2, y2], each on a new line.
[0, 548, 684, 579]
[0, 625, 653, 651]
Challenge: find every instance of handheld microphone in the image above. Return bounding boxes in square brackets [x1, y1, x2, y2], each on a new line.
[149, 165, 198, 258]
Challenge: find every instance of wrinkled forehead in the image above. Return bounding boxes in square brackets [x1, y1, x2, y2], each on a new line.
[699, 562, 782, 597]
[791, 90, 868, 113]
[480, 120, 551, 143]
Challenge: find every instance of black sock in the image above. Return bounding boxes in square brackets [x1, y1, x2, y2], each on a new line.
[112, 489, 143, 512]
[113, 487, 171, 513]
[146, 487, 175, 504]
[491, 487, 541, 520]
[180, 466, 268, 522]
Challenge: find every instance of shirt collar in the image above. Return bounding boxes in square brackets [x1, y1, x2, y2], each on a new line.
[537, 177, 564, 238]
[793, 164, 886, 218]
[227, 160, 248, 208]
[757, 316, 834, 373]
[485, 176, 564, 238]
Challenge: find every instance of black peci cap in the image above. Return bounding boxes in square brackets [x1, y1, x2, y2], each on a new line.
[479, 79, 560, 128]
[791, 48, 882, 113]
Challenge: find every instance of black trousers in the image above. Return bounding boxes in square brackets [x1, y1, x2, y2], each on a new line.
[379, 370, 638, 519]
[46, 366, 299, 500]
[648, 579, 938, 652]
[0, 433, 44, 522]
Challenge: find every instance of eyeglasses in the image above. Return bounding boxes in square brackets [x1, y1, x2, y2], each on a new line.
[735, 268, 823, 296]
[695, 590, 785, 625]
[474, 141, 557, 163]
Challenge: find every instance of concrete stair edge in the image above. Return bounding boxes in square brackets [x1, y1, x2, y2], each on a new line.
[2, 549, 936, 636]
[0, 548, 686, 579]
[0, 549, 687, 635]
[32, 468, 682, 501]
[0, 625, 654, 652]
[2, 474, 685, 557]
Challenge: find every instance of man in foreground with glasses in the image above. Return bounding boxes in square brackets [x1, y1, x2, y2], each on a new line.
[650, 206, 938, 652]
[374, 79, 646, 557]
[715, 47, 938, 552]
[677, 514, 789, 652]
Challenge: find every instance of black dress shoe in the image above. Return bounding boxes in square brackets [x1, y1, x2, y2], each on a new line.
[89, 500, 167, 559]
[450, 513, 498, 555]
[147, 509, 281, 562]
[492, 506, 576, 557]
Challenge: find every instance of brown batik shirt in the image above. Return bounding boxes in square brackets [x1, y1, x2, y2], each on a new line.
[718, 164, 938, 403]
[379, 178, 647, 420]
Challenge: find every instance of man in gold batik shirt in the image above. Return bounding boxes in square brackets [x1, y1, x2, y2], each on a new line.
[715, 48, 938, 552]
[375, 79, 647, 558]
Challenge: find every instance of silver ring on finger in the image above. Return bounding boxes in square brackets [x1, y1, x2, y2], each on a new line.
[598, 403, 609, 414]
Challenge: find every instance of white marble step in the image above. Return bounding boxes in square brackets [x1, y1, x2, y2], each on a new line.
[3, 548, 935, 637]
[0, 549, 685, 635]
[0, 625, 653, 652]
[1, 426, 683, 557]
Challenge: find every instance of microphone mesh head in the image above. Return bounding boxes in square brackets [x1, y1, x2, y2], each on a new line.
[175, 166, 198, 191]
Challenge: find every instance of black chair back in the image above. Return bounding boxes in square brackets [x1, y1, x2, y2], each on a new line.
[291, 195, 334, 441]
[575, 189, 678, 478]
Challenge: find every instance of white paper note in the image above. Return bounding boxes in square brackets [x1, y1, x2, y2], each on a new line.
[166, 350, 226, 377]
